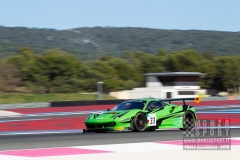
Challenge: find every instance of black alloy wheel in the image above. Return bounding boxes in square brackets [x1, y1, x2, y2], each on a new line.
[133, 112, 147, 132]
[180, 111, 195, 131]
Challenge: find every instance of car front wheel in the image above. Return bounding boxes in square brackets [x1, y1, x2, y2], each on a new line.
[132, 112, 147, 132]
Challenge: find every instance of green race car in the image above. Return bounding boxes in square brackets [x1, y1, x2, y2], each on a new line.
[83, 97, 200, 133]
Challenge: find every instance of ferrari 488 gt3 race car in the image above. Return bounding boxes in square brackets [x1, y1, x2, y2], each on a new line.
[83, 97, 200, 133]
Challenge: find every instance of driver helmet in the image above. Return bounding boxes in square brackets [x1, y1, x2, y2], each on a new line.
[147, 103, 155, 110]
[124, 103, 131, 109]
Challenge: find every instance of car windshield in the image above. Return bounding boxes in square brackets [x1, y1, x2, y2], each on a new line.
[111, 100, 146, 111]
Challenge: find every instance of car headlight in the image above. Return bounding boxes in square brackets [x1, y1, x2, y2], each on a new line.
[86, 115, 92, 120]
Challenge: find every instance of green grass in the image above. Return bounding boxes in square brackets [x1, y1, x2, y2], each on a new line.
[0, 93, 117, 104]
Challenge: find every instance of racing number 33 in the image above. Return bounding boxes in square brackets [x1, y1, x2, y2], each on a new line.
[148, 114, 156, 126]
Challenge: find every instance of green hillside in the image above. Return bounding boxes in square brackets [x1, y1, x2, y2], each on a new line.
[0, 26, 240, 60]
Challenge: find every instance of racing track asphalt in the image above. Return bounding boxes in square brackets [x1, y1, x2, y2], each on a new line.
[0, 105, 240, 151]
[0, 129, 239, 151]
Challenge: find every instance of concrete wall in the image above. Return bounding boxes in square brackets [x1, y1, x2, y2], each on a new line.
[146, 76, 162, 87]
[109, 74, 206, 99]
[0, 102, 50, 110]
[109, 86, 203, 99]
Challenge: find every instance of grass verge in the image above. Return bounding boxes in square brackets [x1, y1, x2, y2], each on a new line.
[0, 93, 116, 104]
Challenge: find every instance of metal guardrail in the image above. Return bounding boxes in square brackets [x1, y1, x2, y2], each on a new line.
[0, 102, 50, 110]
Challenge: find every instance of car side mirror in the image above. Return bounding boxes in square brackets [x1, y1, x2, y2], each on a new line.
[107, 108, 110, 111]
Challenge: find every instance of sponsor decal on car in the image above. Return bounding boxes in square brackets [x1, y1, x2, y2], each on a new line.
[115, 127, 124, 131]
[147, 114, 156, 126]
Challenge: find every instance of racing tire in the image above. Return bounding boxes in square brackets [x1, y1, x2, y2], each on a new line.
[179, 111, 196, 131]
[132, 112, 147, 132]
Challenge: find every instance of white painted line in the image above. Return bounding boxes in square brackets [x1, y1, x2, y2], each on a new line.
[0, 110, 22, 117]
[0, 137, 239, 160]
[0, 118, 53, 123]
[0, 155, 26, 160]
[0, 126, 239, 136]
[0, 110, 105, 119]
[0, 129, 83, 135]
[74, 142, 183, 153]
[0, 128, 180, 136]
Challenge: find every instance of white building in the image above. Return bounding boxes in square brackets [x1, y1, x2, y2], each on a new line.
[109, 72, 206, 99]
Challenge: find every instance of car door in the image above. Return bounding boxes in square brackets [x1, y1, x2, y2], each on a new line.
[162, 101, 183, 128]
[145, 101, 170, 128]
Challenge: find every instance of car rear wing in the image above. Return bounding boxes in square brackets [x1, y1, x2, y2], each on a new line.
[161, 97, 201, 105]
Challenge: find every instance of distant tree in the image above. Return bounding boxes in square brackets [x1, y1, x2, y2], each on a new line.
[8, 47, 38, 70]
[164, 50, 206, 72]
[212, 56, 240, 91]
[138, 54, 165, 73]
[201, 51, 216, 61]
[99, 54, 113, 61]
[3, 45, 240, 94]
[122, 51, 142, 71]
[23, 49, 82, 93]
[78, 60, 128, 92]
[0, 60, 21, 92]
[156, 49, 168, 57]
[107, 58, 142, 81]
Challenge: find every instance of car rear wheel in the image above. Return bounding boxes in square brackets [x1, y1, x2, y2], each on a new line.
[180, 111, 196, 131]
[132, 112, 147, 132]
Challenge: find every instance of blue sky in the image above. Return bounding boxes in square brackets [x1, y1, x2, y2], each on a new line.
[1, 0, 239, 32]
